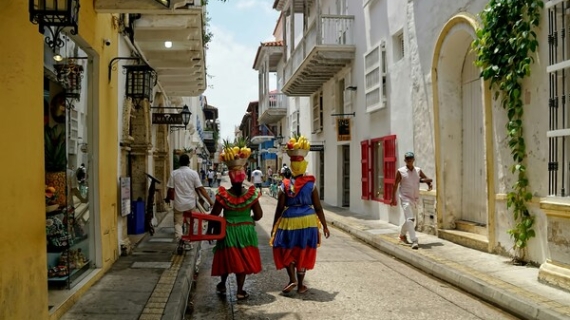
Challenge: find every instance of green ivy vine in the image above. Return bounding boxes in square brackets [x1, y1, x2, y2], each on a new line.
[472, 0, 543, 260]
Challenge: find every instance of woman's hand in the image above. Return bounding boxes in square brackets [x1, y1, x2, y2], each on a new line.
[323, 226, 330, 239]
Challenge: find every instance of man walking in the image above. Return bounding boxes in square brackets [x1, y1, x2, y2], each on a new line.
[267, 166, 273, 185]
[251, 166, 264, 194]
[390, 152, 432, 250]
[166, 154, 214, 249]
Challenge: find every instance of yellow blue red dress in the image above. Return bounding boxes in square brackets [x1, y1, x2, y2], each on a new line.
[270, 175, 321, 270]
[211, 186, 262, 276]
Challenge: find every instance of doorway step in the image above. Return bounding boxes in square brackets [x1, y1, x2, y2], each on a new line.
[438, 220, 488, 253]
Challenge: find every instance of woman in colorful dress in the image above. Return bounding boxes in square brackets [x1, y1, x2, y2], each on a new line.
[210, 161, 263, 300]
[270, 148, 330, 294]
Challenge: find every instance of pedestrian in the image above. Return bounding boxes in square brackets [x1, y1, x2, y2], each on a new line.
[251, 166, 264, 194]
[267, 166, 273, 185]
[280, 163, 288, 178]
[216, 170, 222, 187]
[166, 154, 214, 250]
[210, 159, 263, 301]
[247, 167, 252, 182]
[207, 169, 215, 187]
[200, 169, 206, 182]
[390, 151, 433, 250]
[76, 163, 88, 197]
[270, 143, 330, 294]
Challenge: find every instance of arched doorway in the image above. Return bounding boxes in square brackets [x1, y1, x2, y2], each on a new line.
[432, 14, 496, 251]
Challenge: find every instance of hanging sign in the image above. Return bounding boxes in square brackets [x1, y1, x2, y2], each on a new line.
[337, 118, 351, 141]
[310, 144, 325, 152]
[152, 113, 183, 125]
[120, 177, 131, 217]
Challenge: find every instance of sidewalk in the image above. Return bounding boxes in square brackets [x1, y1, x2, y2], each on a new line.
[60, 209, 201, 320]
[320, 204, 570, 320]
[245, 179, 570, 319]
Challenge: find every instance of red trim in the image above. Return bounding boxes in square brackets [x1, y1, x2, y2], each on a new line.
[216, 186, 260, 210]
[361, 140, 371, 200]
[382, 135, 397, 204]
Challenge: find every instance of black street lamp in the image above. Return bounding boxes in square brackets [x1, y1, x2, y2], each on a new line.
[124, 65, 156, 109]
[29, 0, 80, 53]
[170, 105, 192, 133]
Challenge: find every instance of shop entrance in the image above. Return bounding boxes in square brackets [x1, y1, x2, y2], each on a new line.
[43, 38, 96, 307]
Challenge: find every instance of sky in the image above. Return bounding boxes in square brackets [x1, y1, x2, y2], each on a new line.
[204, 0, 280, 142]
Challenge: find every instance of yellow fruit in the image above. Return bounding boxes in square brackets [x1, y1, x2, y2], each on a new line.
[289, 138, 296, 144]
[293, 142, 300, 149]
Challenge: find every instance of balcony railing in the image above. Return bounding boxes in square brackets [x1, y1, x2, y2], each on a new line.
[260, 92, 288, 114]
[284, 14, 355, 85]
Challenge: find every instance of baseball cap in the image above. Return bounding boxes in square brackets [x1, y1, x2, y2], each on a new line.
[404, 151, 415, 158]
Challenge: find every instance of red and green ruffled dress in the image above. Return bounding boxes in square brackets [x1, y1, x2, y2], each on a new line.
[211, 185, 262, 276]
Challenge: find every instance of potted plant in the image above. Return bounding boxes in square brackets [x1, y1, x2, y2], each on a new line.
[45, 125, 67, 206]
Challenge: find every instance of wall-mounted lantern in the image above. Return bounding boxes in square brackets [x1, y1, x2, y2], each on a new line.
[29, 0, 80, 53]
[124, 65, 156, 109]
[170, 105, 192, 133]
[54, 61, 84, 103]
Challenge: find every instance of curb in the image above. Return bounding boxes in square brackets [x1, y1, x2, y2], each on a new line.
[163, 242, 202, 320]
[329, 218, 566, 320]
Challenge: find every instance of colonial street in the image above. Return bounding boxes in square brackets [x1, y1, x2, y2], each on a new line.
[189, 189, 518, 320]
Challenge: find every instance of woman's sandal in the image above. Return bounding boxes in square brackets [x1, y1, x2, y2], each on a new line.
[297, 285, 308, 294]
[281, 282, 297, 293]
[216, 282, 226, 295]
[236, 291, 249, 301]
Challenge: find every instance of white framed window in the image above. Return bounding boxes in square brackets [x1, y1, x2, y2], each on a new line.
[312, 92, 323, 133]
[394, 31, 405, 61]
[68, 109, 79, 154]
[364, 42, 385, 112]
[289, 110, 299, 135]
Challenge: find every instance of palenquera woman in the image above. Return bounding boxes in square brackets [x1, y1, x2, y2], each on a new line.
[270, 140, 330, 294]
[210, 157, 263, 301]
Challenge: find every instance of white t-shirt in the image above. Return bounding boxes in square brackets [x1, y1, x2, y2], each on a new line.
[167, 166, 203, 212]
[398, 165, 421, 204]
[207, 171, 215, 179]
[251, 169, 263, 184]
[216, 171, 222, 180]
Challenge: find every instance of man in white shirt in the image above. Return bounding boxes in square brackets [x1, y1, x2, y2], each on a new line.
[251, 166, 264, 194]
[166, 154, 214, 245]
[390, 152, 432, 250]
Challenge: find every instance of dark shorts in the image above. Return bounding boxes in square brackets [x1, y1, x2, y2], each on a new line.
[255, 183, 263, 189]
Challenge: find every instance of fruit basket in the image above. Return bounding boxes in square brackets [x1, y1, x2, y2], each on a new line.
[225, 158, 248, 168]
[286, 149, 309, 157]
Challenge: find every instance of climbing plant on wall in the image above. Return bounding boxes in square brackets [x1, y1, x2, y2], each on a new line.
[472, 0, 543, 261]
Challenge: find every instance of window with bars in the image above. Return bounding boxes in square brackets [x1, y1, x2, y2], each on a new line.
[364, 43, 386, 112]
[361, 135, 397, 202]
[548, 2, 570, 196]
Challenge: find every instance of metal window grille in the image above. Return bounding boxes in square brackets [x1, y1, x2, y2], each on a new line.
[547, 0, 570, 196]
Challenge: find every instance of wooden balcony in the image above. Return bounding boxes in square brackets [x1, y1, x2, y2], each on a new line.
[95, 0, 204, 14]
[282, 14, 355, 96]
[273, 0, 315, 13]
[258, 92, 287, 125]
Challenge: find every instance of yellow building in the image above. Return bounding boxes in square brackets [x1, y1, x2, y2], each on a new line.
[1, 0, 207, 318]
[0, 0, 120, 318]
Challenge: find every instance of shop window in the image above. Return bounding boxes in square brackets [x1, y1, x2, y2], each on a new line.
[361, 135, 397, 203]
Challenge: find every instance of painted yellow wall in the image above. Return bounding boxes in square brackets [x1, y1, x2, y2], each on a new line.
[0, 1, 120, 318]
[0, 1, 49, 319]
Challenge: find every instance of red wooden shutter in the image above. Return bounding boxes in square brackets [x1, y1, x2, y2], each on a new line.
[382, 135, 397, 204]
[361, 140, 371, 200]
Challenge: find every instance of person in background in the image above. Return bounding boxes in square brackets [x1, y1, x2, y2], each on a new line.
[166, 154, 214, 250]
[247, 167, 252, 182]
[207, 169, 215, 187]
[280, 164, 288, 178]
[210, 161, 263, 301]
[390, 151, 433, 250]
[216, 170, 222, 187]
[267, 166, 273, 185]
[251, 166, 264, 194]
[200, 169, 206, 182]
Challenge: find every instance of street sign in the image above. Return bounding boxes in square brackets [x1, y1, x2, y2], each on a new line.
[310, 144, 324, 152]
[152, 113, 183, 125]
